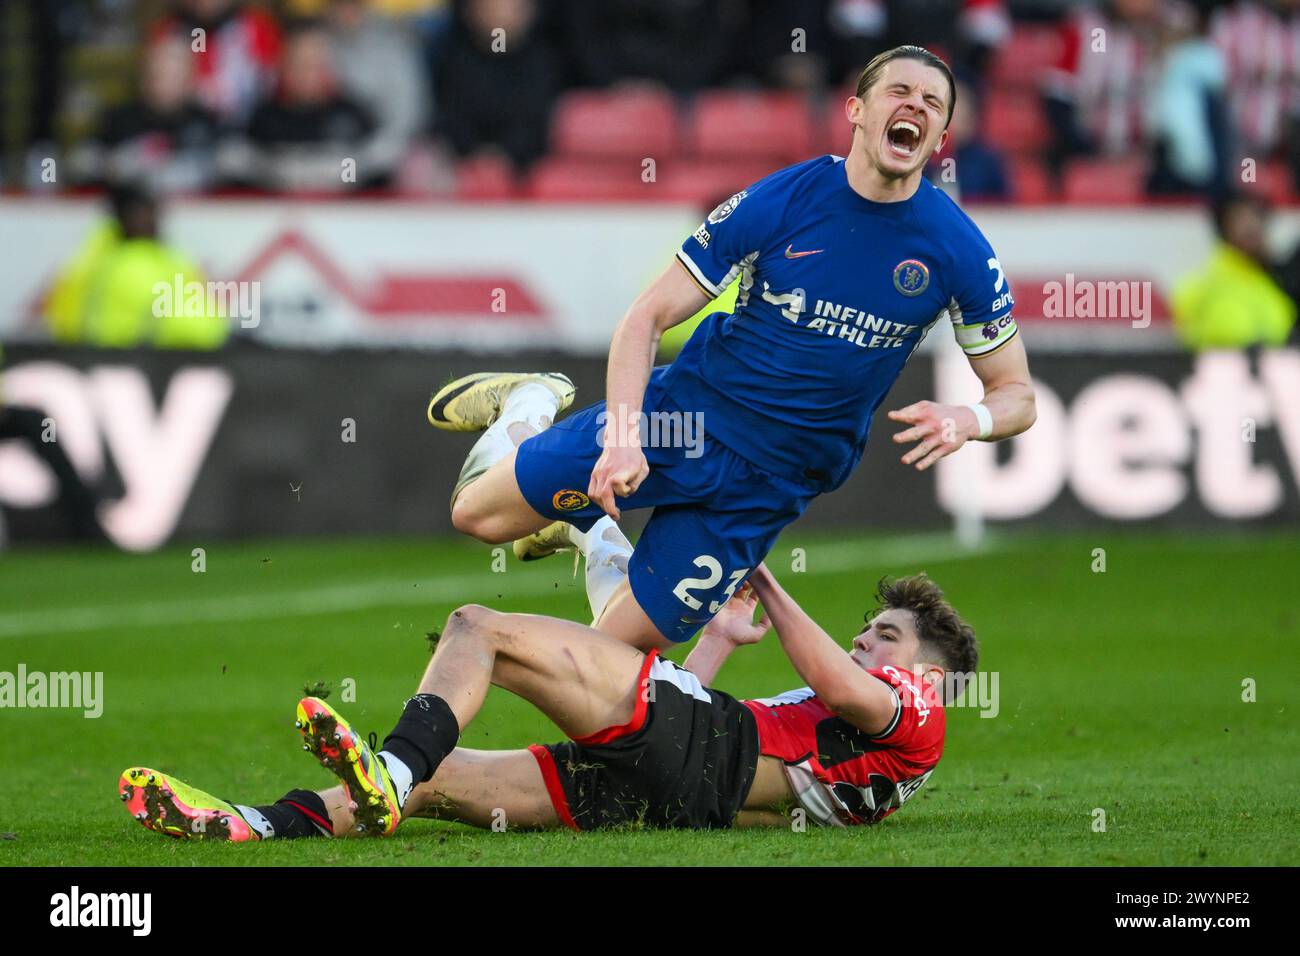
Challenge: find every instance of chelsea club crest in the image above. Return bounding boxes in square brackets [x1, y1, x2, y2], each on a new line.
[893, 259, 930, 297]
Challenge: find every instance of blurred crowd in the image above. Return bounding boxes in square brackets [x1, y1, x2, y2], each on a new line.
[0, 0, 1295, 202]
[2, 0, 1297, 354]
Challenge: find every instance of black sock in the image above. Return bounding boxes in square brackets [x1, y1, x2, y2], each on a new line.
[250, 789, 331, 839]
[380, 693, 460, 783]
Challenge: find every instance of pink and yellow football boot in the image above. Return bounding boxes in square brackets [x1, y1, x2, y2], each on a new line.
[295, 697, 401, 836]
[119, 767, 260, 842]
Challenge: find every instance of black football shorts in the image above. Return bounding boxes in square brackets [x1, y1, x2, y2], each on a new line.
[528, 651, 760, 830]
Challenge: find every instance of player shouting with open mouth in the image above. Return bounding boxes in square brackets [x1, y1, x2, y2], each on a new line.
[425, 46, 1035, 653]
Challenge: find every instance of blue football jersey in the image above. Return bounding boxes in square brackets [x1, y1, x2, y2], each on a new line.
[665, 154, 1018, 492]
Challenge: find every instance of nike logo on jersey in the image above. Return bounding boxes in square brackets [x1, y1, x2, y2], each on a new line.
[785, 244, 824, 259]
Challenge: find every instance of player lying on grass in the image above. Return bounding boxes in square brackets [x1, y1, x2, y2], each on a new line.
[425, 45, 1035, 654]
[119, 567, 977, 837]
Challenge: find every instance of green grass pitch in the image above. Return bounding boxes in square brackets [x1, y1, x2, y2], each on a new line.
[0, 529, 1296, 866]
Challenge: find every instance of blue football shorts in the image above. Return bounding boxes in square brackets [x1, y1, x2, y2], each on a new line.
[513, 369, 817, 643]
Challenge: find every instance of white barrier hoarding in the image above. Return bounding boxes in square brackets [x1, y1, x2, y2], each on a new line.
[3, 198, 1296, 352]
[0, 199, 697, 352]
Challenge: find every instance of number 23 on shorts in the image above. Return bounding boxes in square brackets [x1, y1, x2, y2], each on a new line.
[672, 555, 751, 614]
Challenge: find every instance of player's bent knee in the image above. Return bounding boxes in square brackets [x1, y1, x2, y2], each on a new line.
[445, 603, 492, 635]
[450, 494, 489, 540]
[451, 493, 515, 545]
[446, 604, 519, 649]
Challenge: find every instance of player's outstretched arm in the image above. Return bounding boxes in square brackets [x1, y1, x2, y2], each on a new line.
[682, 584, 770, 685]
[588, 261, 709, 518]
[888, 335, 1037, 472]
[747, 565, 899, 735]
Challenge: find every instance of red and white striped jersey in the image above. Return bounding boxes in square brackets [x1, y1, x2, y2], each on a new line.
[744, 665, 945, 827]
[1213, 1, 1300, 155]
[150, 9, 282, 125]
[1043, 9, 1155, 155]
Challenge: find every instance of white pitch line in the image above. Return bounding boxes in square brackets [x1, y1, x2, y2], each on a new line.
[0, 534, 1006, 639]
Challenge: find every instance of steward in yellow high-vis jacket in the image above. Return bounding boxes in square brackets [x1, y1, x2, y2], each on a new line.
[46, 185, 229, 350]
[1173, 195, 1296, 351]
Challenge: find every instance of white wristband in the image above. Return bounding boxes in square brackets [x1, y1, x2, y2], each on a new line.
[965, 403, 994, 440]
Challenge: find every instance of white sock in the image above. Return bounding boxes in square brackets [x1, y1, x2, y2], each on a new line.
[498, 382, 560, 439]
[455, 382, 561, 500]
[377, 750, 415, 808]
[234, 804, 276, 840]
[570, 516, 633, 623]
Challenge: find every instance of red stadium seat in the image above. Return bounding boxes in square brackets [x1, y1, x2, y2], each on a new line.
[983, 90, 1051, 155]
[526, 157, 659, 200]
[658, 159, 785, 207]
[454, 155, 518, 200]
[1062, 157, 1147, 204]
[686, 91, 816, 163]
[1009, 156, 1054, 203]
[551, 87, 679, 161]
[990, 25, 1064, 89]
[1246, 161, 1298, 204]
